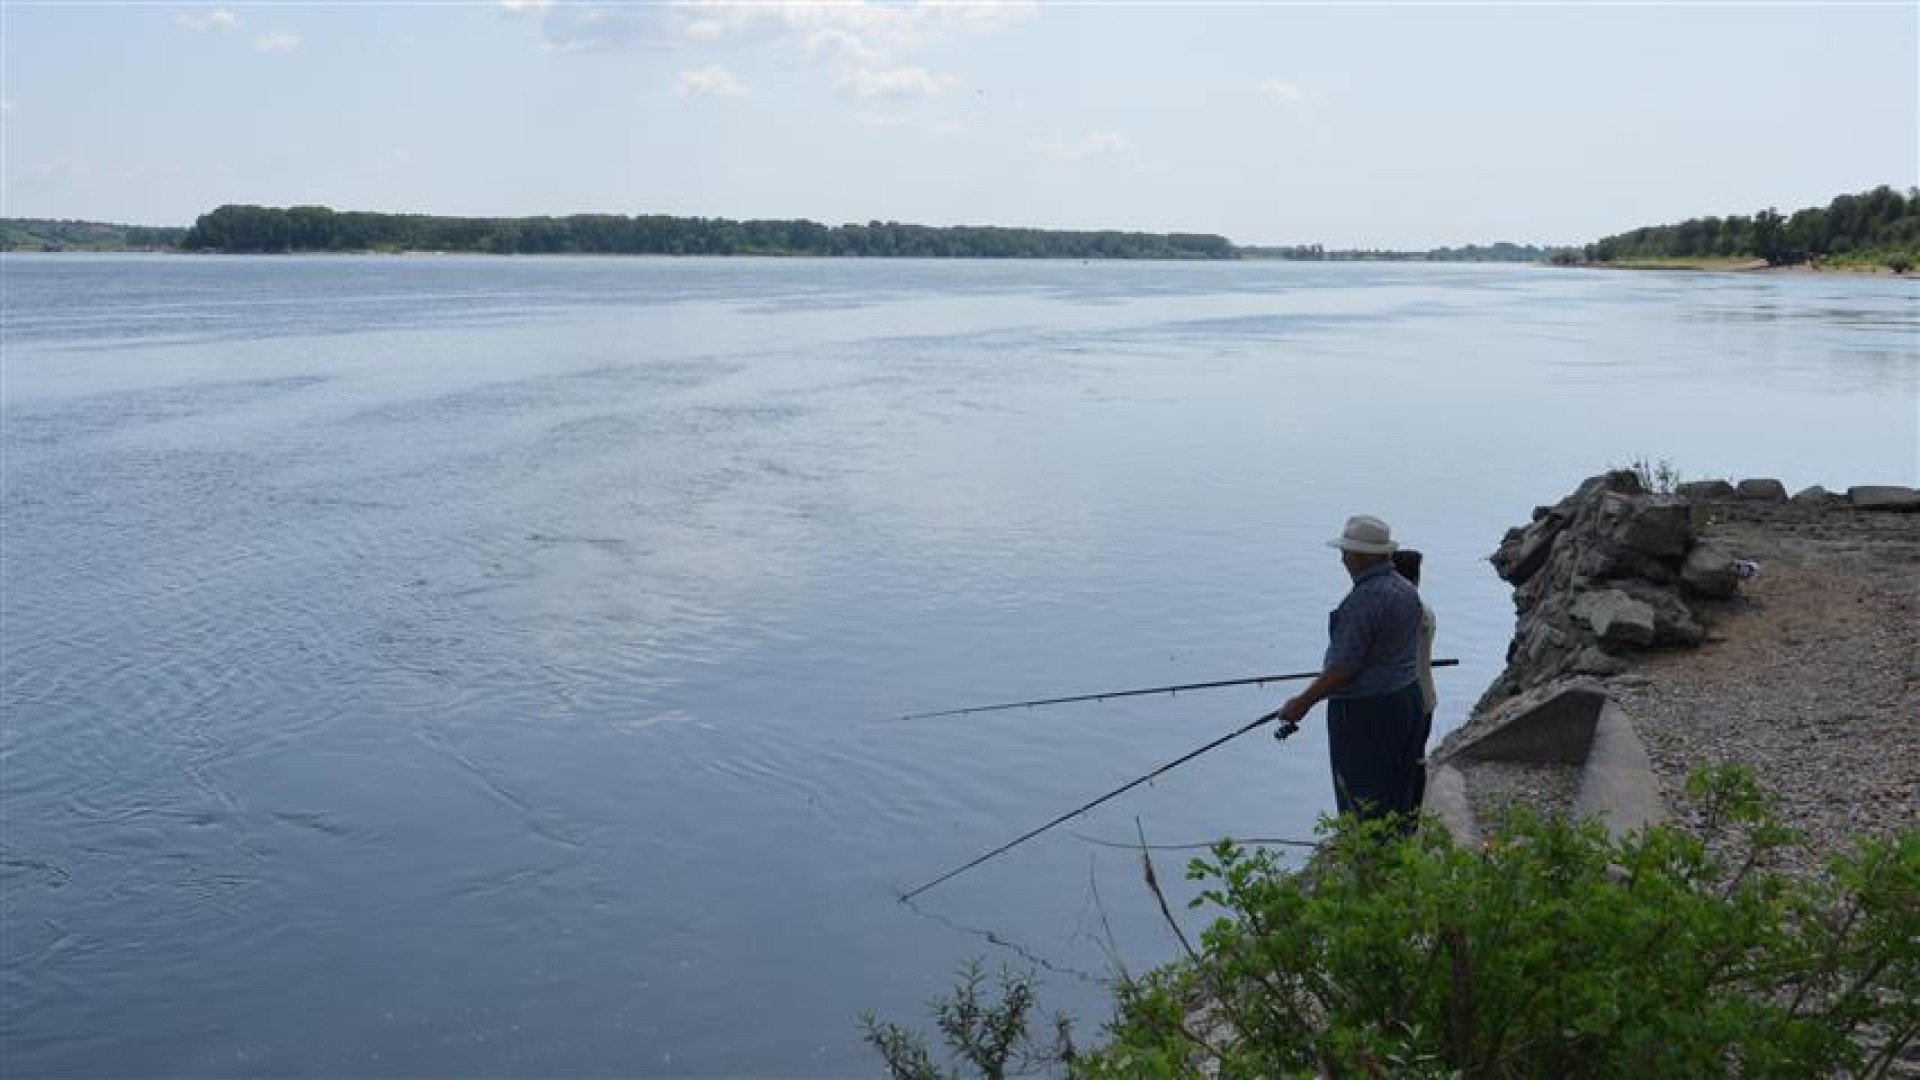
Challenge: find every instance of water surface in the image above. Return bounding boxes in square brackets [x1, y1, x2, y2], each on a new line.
[4, 255, 1915, 1076]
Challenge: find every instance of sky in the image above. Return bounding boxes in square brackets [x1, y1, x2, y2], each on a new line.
[2, 1, 1915, 248]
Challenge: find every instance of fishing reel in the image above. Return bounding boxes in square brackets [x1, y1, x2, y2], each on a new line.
[1272, 718, 1301, 742]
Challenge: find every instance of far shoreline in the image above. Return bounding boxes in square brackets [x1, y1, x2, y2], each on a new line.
[1570, 257, 1913, 278]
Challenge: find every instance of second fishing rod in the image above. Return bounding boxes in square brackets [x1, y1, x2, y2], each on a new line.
[897, 656, 1461, 902]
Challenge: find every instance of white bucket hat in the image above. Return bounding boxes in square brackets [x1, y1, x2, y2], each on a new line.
[1327, 514, 1398, 554]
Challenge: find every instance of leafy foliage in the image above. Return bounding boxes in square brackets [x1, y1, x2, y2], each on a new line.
[176, 204, 1235, 259]
[1241, 242, 1560, 263]
[1, 218, 186, 251]
[861, 959, 1075, 1080]
[1583, 186, 1920, 269]
[1618, 456, 1682, 494]
[874, 767, 1918, 1079]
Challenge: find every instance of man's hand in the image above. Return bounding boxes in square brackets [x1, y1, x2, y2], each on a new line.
[1278, 695, 1312, 726]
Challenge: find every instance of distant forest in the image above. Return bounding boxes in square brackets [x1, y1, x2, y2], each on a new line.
[172, 204, 1237, 259]
[1241, 242, 1553, 263]
[7, 204, 1561, 262]
[1568, 186, 1919, 269]
[2, 218, 186, 252]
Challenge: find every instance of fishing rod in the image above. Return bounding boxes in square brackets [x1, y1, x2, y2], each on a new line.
[897, 658, 1459, 721]
[898, 707, 1302, 903]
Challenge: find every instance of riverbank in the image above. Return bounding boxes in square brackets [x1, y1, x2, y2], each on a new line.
[1427, 474, 1920, 1075]
[1610, 488, 1920, 877]
[1586, 256, 1913, 276]
[1066, 470, 1920, 1074]
[1438, 475, 1919, 867]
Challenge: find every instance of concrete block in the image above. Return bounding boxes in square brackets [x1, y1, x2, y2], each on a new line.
[1453, 679, 1605, 765]
[1572, 700, 1667, 839]
[1424, 762, 1479, 850]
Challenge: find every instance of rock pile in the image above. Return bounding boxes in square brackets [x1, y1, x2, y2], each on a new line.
[1433, 469, 1917, 845]
[1479, 471, 1919, 709]
[1479, 470, 1737, 707]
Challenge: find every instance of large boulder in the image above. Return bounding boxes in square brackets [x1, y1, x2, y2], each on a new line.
[1791, 484, 1834, 505]
[1848, 485, 1920, 512]
[1614, 581, 1706, 646]
[1573, 589, 1657, 649]
[1491, 516, 1563, 586]
[1681, 543, 1740, 599]
[1676, 479, 1735, 501]
[1734, 478, 1788, 501]
[1602, 492, 1692, 559]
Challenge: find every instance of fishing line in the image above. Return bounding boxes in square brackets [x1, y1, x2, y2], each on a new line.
[896, 892, 1107, 986]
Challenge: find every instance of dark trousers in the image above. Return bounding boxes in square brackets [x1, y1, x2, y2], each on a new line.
[1327, 682, 1425, 823]
[1411, 709, 1434, 810]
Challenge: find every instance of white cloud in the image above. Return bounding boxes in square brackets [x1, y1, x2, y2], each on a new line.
[254, 31, 301, 53]
[918, 0, 1037, 37]
[521, 1, 1035, 83]
[672, 2, 929, 56]
[1041, 131, 1136, 162]
[1257, 78, 1318, 106]
[675, 64, 749, 99]
[174, 8, 238, 31]
[1, 98, 13, 113]
[538, 6, 676, 53]
[803, 27, 885, 65]
[838, 66, 954, 101]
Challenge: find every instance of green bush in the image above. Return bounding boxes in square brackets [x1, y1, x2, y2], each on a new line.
[862, 959, 1076, 1079]
[1617, 455, 1682, 495]
[872, 767, 1918, 1079]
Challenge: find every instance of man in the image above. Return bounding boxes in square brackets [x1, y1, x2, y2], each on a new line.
[1277, 515, 1426, 824]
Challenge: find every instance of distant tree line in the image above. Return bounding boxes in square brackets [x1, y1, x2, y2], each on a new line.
[1566, 186, 1919, 269]
[1241, 241, 1557, 262]
[175, 204, 1236, 260]
[1, 218, 186, 252]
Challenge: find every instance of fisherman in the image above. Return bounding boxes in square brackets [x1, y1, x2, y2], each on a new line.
[1276, 515, 1426, 826]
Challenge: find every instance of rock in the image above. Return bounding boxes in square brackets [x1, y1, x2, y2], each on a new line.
[1848, 485, 1920, 512]
[1613, 580, 1706, 646]
[1681, 544, 1740, 599]
[1676, 479, 1735, 501]
[1571, 646, 1629, 676]
[1574, 589, 1657, 649]
[1480, 473, 1715, 697]
[1492, 518, 1561, 585]
[1734, 478, 1788, 501]
[1791, 484, 1833, 505]
[1606, 493, 1692, 559]
[1580, 544, 1678, 586]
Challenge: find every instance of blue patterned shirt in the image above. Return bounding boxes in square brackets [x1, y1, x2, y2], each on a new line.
[1323, 560, 1422, 699]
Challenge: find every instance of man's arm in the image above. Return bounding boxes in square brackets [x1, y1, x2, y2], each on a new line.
[1278, 665, 1355, 725]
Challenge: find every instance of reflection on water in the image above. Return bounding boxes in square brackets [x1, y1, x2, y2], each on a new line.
[3, 256, 1915, 1076]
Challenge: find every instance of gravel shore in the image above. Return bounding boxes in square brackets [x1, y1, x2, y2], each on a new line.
[1609, 496, 1920, 880]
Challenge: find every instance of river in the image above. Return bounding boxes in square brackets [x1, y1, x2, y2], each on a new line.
[3, 254, 1914, 1076]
